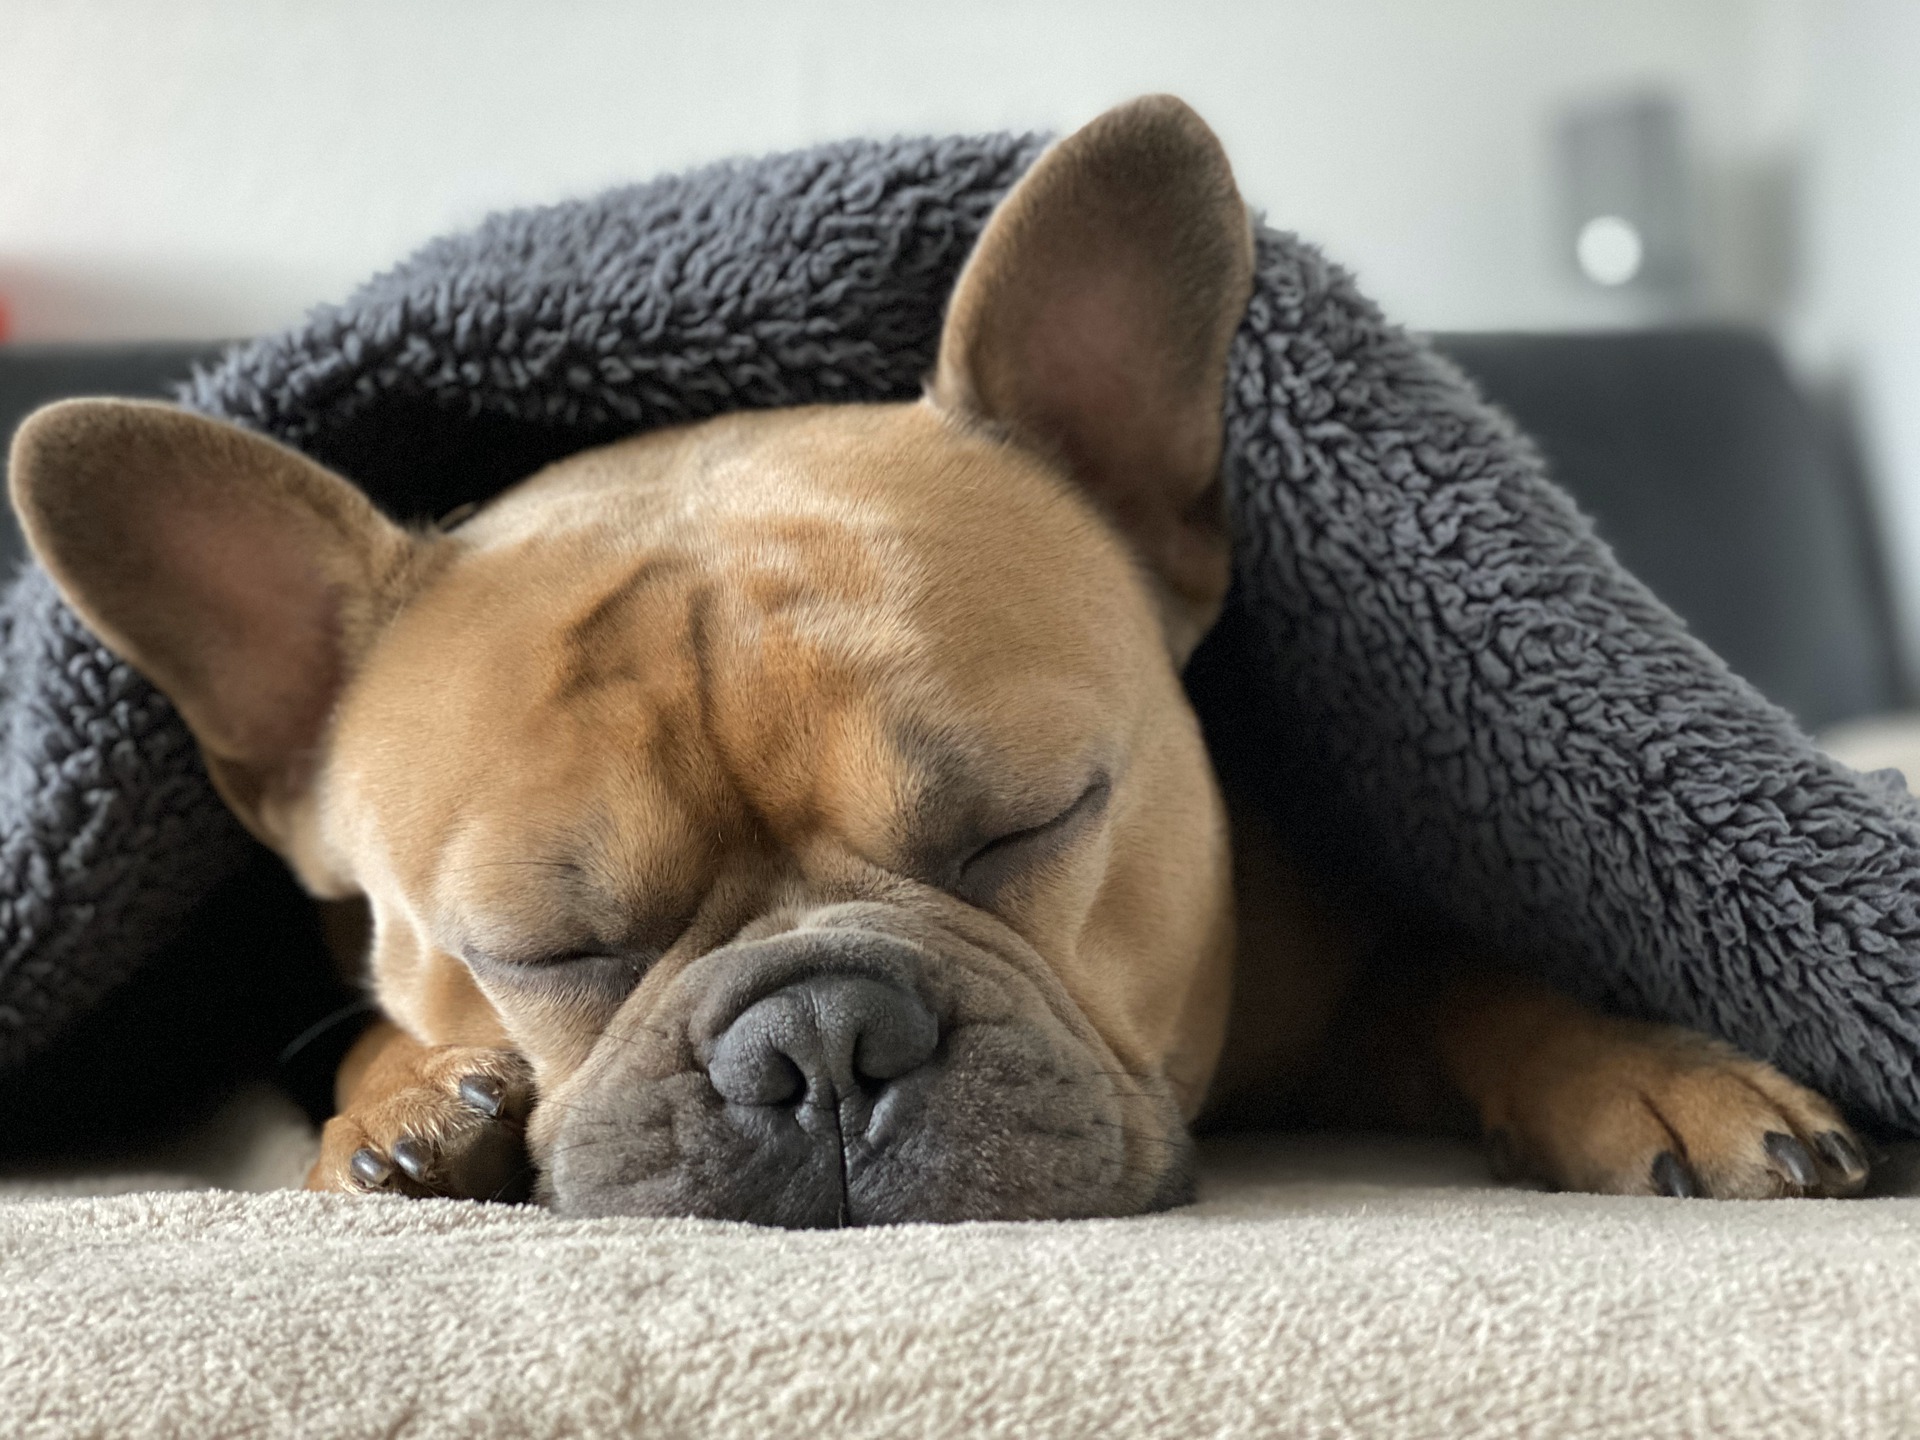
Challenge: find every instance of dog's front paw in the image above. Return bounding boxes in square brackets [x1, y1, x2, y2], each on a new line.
[1485, 1026, 1871, 1200]
[309, 1047, 535, 1202]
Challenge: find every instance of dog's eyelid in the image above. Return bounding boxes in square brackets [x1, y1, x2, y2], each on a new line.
[531, 947, 615, 968]
[1021, 774, 1108, 842]
[959, 773, 1111, 875]
[461, 942, 633, 971]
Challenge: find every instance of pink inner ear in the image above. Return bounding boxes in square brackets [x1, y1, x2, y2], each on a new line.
[996, 259, 1230, 618]
[1027, 273, 1141, 435]
[1016, 265, 1196, 523]
[162, 500, 344, 766]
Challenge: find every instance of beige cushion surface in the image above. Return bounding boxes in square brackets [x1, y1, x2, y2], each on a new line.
[4, 1117, 1919, 1440]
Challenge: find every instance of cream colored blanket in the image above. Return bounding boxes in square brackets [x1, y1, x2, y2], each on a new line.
[4, 1090, 1918, 1440]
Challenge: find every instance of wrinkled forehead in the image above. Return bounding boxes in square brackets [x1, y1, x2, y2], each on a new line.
[327, 403, 1160, 888]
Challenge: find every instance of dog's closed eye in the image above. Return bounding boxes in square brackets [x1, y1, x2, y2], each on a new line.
[953, 776, 1110, 908]
[461, 944, 652, 1010]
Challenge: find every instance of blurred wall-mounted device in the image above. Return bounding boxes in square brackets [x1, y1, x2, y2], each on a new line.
[1558, 92, 1695, 300]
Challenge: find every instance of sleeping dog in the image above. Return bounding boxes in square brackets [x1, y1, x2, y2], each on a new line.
[8, 97, 1869, 1221]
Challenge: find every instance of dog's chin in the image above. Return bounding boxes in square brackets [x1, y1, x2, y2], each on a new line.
[532, 1022, 1195, 1227]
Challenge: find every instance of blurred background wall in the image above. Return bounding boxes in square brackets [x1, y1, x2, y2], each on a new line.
[1796, 0, 1920, 683]
[0, 0, 1817, 338]
[2, 0, 1919, 659]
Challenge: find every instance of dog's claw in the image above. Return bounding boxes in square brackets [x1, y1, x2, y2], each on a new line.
[350, 1148, 393, 1188]
[459, 1074, 506, 1118]
[1651, 1151, 1697, 1198]
[1816, 1131, 1868, 1184]
[1763, 1131, 1817, 1190]
[391, 1136, 434, 1184]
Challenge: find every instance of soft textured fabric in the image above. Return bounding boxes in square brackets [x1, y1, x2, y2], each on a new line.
[1432, 330, 1903, 732]
[6, 1124, 1920, 1439]
[5, 128, 1920, 1134]
[0, 573, 250, 1062]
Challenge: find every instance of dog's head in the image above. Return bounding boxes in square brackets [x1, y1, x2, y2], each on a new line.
[11, 96, 1254, 1224]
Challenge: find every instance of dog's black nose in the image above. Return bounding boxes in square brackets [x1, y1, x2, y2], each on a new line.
[707, 975, 938, 1108]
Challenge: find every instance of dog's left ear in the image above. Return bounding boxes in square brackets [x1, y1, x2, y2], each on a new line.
[8, 398, 417, 882]
[930, 94, 1255, 661]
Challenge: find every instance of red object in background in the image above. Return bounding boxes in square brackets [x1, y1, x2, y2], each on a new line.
[0, 295, 11, 343]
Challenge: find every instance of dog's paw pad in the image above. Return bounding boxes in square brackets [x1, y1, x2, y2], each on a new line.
[313, 1048, 535, 1202]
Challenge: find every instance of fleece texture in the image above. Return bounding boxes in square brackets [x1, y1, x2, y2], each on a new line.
[6, 1128, 1920, 1439]
[5, 129, 1920, 1131]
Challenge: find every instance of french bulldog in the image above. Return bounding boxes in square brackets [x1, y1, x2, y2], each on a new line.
[8, 96, 1869, 1222]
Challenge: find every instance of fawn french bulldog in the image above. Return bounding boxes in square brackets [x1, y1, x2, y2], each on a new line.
[9, 97, 1868, 1222]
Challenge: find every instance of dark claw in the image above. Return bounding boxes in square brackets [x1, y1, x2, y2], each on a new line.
[1815, 1130, 1869, 1181]
[1764, 1131, 1818, 1190]
[1651, 1150, 1698, 1198]
[459, 1074, 506, 1119]
[391, 1136, 434, 1184]
[350, 1148, 393, 1188]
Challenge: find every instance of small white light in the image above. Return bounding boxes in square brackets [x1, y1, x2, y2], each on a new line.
[1576, 214, 1645, 287]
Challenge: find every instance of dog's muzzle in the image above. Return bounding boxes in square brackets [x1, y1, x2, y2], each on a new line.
[539, 928, 1190, 1226]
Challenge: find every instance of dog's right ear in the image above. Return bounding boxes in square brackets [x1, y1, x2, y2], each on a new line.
[930, 95, 1254, 662]
[8, 399, 417, 866]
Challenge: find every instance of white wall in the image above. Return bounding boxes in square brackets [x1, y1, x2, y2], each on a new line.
[1795, 0, 1920, 673]
[0, 0, 1798, 340]
[14, 0, 1920, 673]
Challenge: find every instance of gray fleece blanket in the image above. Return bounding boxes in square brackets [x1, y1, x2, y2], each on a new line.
[5, 130, 1920, 1133]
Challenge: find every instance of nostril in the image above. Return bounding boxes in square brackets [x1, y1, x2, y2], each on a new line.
[707, 974, 938, 1109]
[849, 999, 938, 1085]
[709, 1025, 807, 1106]
[756, 1053, 807, 1107]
